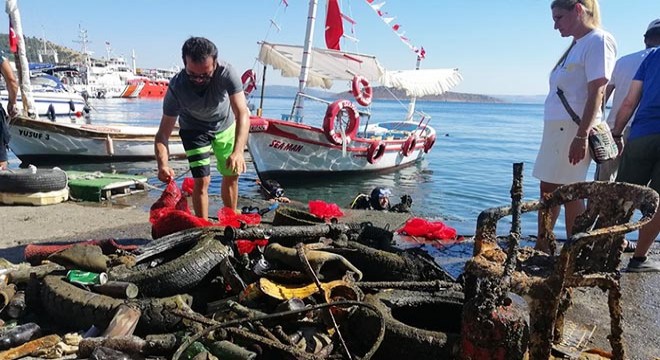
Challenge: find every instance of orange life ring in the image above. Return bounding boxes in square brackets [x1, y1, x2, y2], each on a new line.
[423, 134, 436, 153]
[366, 140, 386, 164]
[351, 75, 373, 107]
[241, 69, 257, 95]
[401, 135, 417, 157]
[323, 100, 360, 145]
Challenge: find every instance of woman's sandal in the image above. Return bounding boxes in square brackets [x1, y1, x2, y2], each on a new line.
[623, 240, 637, 253]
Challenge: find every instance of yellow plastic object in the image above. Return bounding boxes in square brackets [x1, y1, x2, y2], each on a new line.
[258, 278, 358, 302]
[0, 188, 69, 206]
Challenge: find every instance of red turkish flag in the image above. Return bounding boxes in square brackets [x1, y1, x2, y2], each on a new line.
[9, 22, 17, 53]
[325, 0, 343, 50]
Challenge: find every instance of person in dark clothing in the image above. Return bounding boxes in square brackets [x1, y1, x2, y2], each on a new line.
[350, 187, 393, 211]
[0, 51, 18, 170]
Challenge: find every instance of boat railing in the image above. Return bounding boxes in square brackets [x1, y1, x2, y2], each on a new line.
[285, 92, 371, 122]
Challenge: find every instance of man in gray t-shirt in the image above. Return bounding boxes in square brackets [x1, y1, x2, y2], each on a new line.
[155, 37, 249, 220]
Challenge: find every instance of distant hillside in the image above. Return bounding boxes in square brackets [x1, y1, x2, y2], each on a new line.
[0, 33, 85, 64]
[261, 85, 503, 103]
[365, 86, 504, 103]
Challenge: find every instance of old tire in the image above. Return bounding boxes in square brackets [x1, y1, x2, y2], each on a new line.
[109, 232, 232, 297]
[0, 168, 67, 193]
[347, 290, 463, 360]
[40, 275, 191, 333]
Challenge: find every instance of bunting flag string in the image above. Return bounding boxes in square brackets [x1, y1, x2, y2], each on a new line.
[364, 0, 425, 59]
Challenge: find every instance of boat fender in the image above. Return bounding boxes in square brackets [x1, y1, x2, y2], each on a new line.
[46, 104, 56, 122]
[105, 135, 114, 156]
[241, 69, 257, 96]
[401, 135, 417, 157]
[323, 99, 360, 145]
[423, 134, 436, 153]
[351, 75, 373, 107]
[366, 140, 386, 164]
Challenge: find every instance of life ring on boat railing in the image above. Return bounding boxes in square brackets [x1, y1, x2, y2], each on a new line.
[241, 69, 257, 96]
[423, 134, 436, 154]
[401, 135, 417, 157]
[323, 99, 360, 145]
[351, 75, 373, 107]
[366, 140, 386, 164]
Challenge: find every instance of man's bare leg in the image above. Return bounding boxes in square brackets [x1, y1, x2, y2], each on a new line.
[192, 176, 211, 220]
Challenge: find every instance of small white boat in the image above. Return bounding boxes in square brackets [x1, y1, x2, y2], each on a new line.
[8, 116, 185, 163]
[0, 73, 89, 119]
[247, 1, 461, 183]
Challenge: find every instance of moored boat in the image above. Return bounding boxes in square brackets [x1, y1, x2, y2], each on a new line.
[8, 116, 185, 163]
[246, 1, 461, 184]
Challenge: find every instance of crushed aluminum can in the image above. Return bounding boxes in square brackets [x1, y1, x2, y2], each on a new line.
[66, 270, 108, 286]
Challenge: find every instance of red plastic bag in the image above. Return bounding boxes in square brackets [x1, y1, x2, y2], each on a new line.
[217, 207, 262, 228]
[308, 200, 344, 220]
[397, 217, 458, 241]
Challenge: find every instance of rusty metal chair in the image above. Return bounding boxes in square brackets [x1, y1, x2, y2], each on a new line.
[464, 181, 658, 360]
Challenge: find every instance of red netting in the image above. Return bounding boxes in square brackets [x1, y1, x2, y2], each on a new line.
[308, 200, 344, 220]
[150, 181, 211, 239]
[397, 217, 458, 241]
[235, 239, 269, 255]
[217, 207, 262, 228]
[181, 177, 195, 196]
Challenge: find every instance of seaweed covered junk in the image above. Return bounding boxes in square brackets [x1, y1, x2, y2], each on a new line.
[464, 180, 659, 360]
[0, 215, 466, 359]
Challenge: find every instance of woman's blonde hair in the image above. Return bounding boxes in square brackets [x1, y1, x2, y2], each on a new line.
[551, 0, 601, 69]
[551, 0, 601, 28]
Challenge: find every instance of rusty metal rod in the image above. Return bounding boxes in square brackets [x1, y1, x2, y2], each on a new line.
[356, 280, 461, 291]
[296, 244, 352, 360]
[224, 224, 353, 241]
[501, 162, 524, 300]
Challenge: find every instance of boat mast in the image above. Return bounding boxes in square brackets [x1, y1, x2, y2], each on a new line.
[5, 0, 36, 117]
[405, 55, 422, 122]
[291, 0, 319, 122]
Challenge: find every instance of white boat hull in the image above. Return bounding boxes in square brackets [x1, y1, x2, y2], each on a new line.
[0, 91, 88, 117]
[8, 116, 185, 163]
[247, 117, 434, 181]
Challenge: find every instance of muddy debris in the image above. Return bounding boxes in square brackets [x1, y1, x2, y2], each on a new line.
[0, 212, 464, 360]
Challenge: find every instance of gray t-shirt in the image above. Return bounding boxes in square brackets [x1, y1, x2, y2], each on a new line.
[163, 60, 243, 132]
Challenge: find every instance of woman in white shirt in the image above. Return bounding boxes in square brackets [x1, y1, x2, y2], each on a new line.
[532, 0, 616, 252]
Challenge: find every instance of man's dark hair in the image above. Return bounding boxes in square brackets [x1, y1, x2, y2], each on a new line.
[645, 28, 660, 47]
[182, 37, 218, 64]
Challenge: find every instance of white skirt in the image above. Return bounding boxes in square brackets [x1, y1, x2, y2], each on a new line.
[532, 120, 592, 184]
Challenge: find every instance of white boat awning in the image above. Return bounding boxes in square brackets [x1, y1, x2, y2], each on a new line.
[380, 68, 463, 98]
[258, 42, 385, 89]
[258, 41, 462, 97]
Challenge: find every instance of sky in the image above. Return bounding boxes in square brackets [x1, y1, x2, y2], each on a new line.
[10, 0, 660, 95]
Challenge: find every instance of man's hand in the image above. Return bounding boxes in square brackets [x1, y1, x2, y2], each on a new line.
[158, 166, 175, 182]
[7, 103, 17, 117]
[226, 151, 246, 175]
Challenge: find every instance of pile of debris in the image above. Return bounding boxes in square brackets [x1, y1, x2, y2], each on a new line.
[0, 215, 464, 360]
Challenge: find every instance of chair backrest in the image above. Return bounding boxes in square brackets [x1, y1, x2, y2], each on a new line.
[544, 182, 659, 278]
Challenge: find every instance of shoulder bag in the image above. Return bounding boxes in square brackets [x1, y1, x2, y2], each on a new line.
[556, 88, 618, 163]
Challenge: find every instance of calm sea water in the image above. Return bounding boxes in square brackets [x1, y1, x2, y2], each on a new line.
[7, 96, 591, 238]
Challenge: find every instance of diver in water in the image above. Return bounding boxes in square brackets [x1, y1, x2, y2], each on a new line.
[351, 187, 413, 213]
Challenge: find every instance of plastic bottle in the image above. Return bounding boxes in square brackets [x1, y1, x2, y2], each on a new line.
[0, 322, 41, 350]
